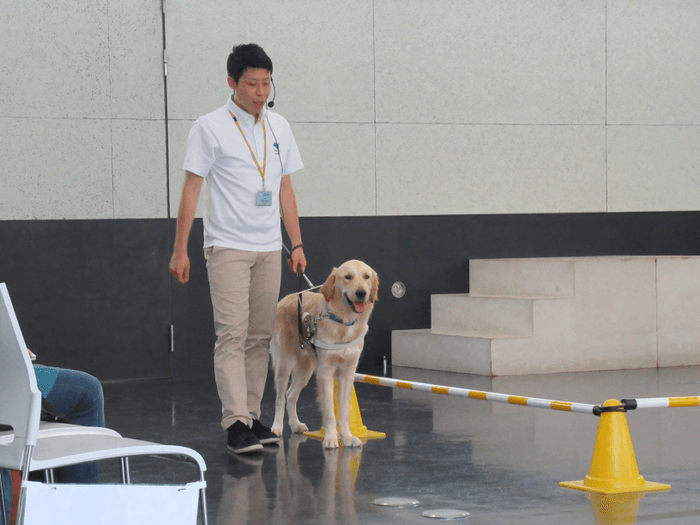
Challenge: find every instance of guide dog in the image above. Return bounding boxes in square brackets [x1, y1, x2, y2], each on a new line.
[270, 260, 378, 448]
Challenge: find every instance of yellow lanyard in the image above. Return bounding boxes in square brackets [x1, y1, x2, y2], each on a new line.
[230, 111, 267, 189]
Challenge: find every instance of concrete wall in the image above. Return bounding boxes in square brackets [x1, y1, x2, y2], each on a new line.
[2, 1, 699, 221]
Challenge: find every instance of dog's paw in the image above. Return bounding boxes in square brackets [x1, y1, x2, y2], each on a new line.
[290, 422, 308, 433]
[271, 424, 283, 437]
[323, 435, 340, 449]
[342, 435, 363, 448]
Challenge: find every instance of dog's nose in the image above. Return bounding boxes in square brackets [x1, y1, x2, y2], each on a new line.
[355, 289, 367, 300]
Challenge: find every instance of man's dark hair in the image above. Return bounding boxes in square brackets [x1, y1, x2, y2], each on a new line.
[227, 43, 273, 83]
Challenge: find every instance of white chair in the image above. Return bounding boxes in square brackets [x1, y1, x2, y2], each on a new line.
[0, 423, 121, 446]
[0, 283, 208, 525]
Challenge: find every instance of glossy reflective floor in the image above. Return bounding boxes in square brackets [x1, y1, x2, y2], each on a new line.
[101, 365, 700, 524]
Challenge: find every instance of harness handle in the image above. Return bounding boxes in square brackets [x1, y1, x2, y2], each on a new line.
[282, 243, 318, 349]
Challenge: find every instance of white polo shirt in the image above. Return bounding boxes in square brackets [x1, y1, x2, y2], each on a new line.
[183, 97, 304, 252]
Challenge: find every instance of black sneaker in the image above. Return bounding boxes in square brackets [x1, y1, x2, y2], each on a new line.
[227, 421, 263, 455]
[251, 419, 280, 445]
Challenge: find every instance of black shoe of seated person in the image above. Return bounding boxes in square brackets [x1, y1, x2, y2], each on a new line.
[227, 420, 263, 455]
[251, 419, 280, 445]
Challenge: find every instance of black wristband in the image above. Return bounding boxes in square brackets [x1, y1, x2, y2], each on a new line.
[290, 244, 304, 255]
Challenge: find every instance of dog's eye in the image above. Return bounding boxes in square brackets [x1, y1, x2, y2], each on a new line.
[344, 274, 353, 280]
[363, 274, 370, 280]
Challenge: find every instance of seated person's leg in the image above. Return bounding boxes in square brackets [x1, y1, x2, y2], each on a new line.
[43, 367, 105, 428]
[41, 366, 106, 483]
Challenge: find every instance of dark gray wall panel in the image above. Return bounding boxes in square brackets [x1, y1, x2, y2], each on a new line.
[2, 212, 699, 382]
[0, 220, 172, 382]
[169, 223, 215, 382]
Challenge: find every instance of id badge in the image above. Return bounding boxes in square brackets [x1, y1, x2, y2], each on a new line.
[256, 190, 272, 206]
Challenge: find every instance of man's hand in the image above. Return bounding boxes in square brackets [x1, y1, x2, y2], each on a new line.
[169, 171, 203, 284]
[169, 252, 191, 284]
[288, 248, 307, 274]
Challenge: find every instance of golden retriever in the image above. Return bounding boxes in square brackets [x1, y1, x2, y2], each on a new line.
[270, 260, 378, 448]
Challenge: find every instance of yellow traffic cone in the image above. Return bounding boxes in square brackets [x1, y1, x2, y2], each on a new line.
[560, 399, 671, 494]
[347, 450, 362, 488]
[304, 381, 386, 443]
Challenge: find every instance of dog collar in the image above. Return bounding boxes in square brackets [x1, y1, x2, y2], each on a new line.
[327, 308, 356, 326]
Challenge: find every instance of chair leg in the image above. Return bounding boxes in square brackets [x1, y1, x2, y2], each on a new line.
[199, 485, 209, 525]
[194, 467, 208, 525]
[120, 457, 131, 484]
[16, 446, 34, 525]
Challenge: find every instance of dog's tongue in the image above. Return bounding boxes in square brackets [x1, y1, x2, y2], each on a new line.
[354, 302, 367, 313]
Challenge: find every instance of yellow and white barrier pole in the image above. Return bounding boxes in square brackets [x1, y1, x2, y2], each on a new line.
[621, 397, 700, 410]
[354, 373, 598, 415]
[354, 374, 675, 493]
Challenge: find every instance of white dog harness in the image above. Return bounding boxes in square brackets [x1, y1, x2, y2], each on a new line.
[311, 325, 369, 351]
[299, 308, 368, 352]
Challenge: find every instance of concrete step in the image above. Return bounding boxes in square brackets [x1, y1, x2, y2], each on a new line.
[469, 258, 575, 298]
[392, 329, 514, 376]
[431, 294, 534, 337]
[393, 257, 673, 376]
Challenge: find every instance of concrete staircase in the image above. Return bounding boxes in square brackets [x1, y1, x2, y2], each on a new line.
[392, 256, 700, 376]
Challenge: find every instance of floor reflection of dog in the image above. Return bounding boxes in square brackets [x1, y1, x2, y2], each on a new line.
[270, 260, 379, 448]
[318, 447, 362, 524]
[219, 434, 363, 524]
[277, 434, 361, 524]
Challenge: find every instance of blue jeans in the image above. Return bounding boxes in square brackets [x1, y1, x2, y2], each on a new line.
[39, 366, 105, 483]
[2, 366, 104, 525]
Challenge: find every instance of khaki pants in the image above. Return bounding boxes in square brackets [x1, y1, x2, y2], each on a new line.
[205, 247, 281, 431]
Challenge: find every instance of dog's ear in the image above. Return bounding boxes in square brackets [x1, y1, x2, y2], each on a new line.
[369, 271, 379, 303]
[320, 267, 338, 301]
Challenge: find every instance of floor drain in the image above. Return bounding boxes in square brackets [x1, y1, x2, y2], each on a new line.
[372, 497, 420, 507]
[421, 509, 470, 519]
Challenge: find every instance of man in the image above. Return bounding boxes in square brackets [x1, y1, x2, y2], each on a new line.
[169, 44, 306, 455]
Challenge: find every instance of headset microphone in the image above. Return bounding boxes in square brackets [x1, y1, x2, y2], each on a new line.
[267, 78, 277, 108]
